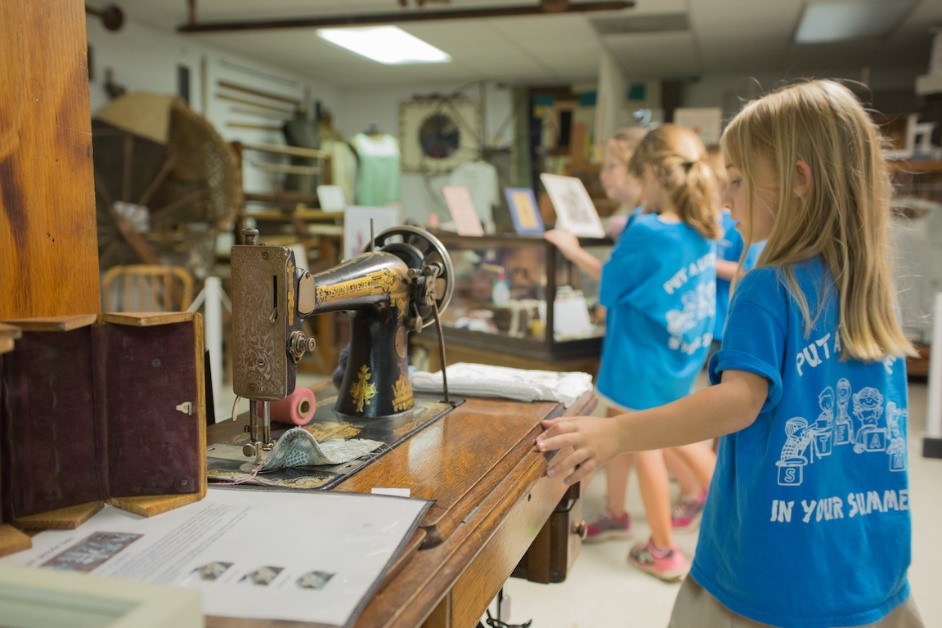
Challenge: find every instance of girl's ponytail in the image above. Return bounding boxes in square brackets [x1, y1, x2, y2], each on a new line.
[629, 124, 720, 240]
[673, 159, 722, 240]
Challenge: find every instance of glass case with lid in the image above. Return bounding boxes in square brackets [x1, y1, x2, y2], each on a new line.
[422, 231, 611, 361]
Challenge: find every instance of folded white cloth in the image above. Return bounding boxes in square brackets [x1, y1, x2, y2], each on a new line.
[410, 362, 593, 408]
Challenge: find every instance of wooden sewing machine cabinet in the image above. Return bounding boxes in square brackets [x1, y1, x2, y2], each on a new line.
[206, 390, 594, 628]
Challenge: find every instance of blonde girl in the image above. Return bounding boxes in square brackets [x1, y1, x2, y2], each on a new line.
[600, 127, 647, 239]
[545, 127, 648, 543]
[537, 80, 923, 626]
[545, 123, 720, 580]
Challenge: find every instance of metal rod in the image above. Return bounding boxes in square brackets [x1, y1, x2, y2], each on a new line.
[247, 401, 259, 449]
[432, 301, 449, 404]
[178, 2, 633, 33]
[261, 401, 272, 451]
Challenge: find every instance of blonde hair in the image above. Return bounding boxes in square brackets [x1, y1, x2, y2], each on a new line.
[721, 79, 914, 360]
[705, 145, 729, 190]
[628, 124, 721, 240]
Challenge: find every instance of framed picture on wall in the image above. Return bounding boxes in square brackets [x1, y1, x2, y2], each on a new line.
[343, 206, 400, 260]
[399, 99, 481, 173]
[539, 173, 605, 238]
[504, 188, 544, 235]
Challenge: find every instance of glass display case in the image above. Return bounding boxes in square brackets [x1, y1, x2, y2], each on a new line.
[889, 159, 942, 377]
[422, 231, 612, 362]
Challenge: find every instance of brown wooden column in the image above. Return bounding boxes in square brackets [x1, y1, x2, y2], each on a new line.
[0, 0, 100, 318]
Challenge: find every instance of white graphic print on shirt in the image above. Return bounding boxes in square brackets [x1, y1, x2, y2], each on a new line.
[663, 252, 716, 356]
[775, 378, 906, 489]
[769, 348, 908, 525]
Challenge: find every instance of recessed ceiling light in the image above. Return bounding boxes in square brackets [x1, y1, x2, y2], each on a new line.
[317, 26, 451, 65]
[795, 0, 916, 44]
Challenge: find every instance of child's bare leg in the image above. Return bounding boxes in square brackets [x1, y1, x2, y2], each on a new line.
[605, 453, 634, 516]
[669, 442, 716, 488]
[664, 449, 700, 496]
[634, 448, 673, 548]
[603, 405, 632, 516]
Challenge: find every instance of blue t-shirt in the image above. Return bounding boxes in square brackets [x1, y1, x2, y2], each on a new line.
[623, 205, 643, 233]
[596, 214, 716, 410]
[713, 210, 765, 339]
[713, 210, 744, 339]
[695, 258, 911, 627]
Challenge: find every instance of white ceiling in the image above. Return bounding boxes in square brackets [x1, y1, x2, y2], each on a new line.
[105, 0, 942, 88]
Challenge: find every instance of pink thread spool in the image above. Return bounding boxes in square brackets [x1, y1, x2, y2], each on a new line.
[257, 387, 316, 426]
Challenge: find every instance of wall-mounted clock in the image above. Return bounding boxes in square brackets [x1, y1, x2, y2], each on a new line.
[399, 99, 481, 173]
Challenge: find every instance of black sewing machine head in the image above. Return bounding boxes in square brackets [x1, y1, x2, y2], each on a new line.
[231, 226, 452, 448]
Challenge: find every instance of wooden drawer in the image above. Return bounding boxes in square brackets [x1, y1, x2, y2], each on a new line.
[512, 483, 583, 584]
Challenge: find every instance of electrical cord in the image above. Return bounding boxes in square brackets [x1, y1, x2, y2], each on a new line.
[482, 609, 532, 628]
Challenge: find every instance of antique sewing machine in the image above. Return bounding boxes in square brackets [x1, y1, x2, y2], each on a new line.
[230, 225, 454, 460]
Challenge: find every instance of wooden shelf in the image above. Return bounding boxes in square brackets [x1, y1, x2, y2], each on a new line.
[888, 159, 942, 174]
[243, 191, 320, 205]
[908, 344, 931, 379]
[237, 141, 329, 160]
[245, 207, 343, 222]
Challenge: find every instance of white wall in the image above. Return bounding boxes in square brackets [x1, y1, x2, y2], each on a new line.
[87, 18, 341, 127]
[336, 81, 515, 226]
[332, 81, 514, 147]
[87, 17, 518, 225]
[595, 50, 627, 157]
[87, 17, 343, 197]
[685, 68, 924, 121]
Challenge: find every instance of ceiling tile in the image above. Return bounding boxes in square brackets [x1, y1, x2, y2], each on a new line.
[107, 0, 942, 88]
[603, 31, 700, 78]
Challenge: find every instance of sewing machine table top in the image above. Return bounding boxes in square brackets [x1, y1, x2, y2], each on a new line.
[206, 392, 461, 491]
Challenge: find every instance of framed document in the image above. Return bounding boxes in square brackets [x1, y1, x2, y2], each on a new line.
[504, 188, 544, 235]
[539, 173, 605, 238]
[442, 186, 484, 236]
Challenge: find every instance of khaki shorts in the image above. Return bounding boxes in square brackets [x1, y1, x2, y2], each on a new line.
[594, 389, 633, 415]
[668, 576, 924, 628]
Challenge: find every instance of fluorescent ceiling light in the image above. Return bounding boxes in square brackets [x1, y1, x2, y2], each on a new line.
[795, 0, 914, 43]
[317, 26, 451, 64]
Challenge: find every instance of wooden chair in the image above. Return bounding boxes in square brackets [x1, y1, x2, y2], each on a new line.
[101, 264, 194, 312]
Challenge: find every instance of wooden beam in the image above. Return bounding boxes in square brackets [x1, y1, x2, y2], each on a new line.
[1, 0, 100, 318]
[215, 92, 294, 115]
[240, 142, 329, 159]
[178, 1, 633, 33]
[217, 80, 300, 107]
[226, 122, 284, 132]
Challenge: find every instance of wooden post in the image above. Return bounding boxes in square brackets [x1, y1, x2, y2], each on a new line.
[0, 0, 100, 318]
[569, 122, 588, 166]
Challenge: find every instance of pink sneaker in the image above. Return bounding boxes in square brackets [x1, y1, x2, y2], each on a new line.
[671, 489, 707, 533]
[584, 511, 631, 543]
[627, 538, 689, 582]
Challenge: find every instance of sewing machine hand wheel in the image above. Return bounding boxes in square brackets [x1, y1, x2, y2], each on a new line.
[370, 226, 454, 329]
